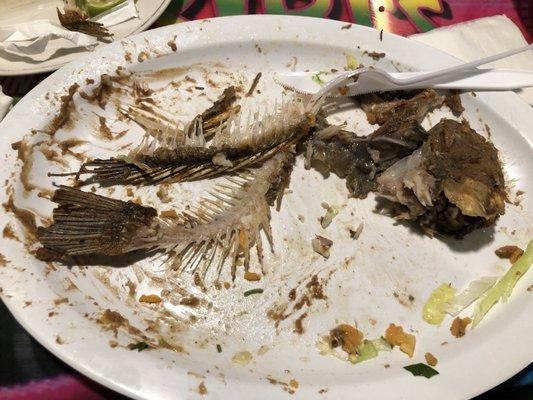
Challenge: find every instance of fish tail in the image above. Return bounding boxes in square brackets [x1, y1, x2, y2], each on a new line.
[37, 186, 157, 259]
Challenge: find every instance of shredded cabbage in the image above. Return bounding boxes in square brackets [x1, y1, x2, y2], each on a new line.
[472, 240, 533, 327]
[422, 283, 456, 325]
[445, 276, 498, 317]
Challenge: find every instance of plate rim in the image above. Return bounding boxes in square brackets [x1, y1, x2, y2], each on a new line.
[0, 14, 532, 400]
[0, 0, 172, 76]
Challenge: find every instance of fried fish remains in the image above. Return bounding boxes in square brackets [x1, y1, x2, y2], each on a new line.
[57, 7, 112, 41]
[304, 91, 438, 198]
[68, 94, 317, 186]
[38, 152, 295, 279]
[377, 119, 505, 237]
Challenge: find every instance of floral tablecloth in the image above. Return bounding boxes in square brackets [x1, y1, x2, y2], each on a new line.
[0, 1, 531, 399]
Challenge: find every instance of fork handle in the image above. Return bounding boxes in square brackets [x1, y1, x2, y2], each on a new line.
[346, 69, 533, 95]
[388, 44, 533, 85]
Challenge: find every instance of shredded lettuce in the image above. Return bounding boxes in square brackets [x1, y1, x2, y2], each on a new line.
[372, 337, 392, 352]
[422, 283, 456, 325]
[445, 276, 498, 317]
[349, 340, 377, 364]
[311, 72, 327, 86]
[348, 338, 391, 364]
[346, 54, 358, 70]
[77, 0, 125, 17]
[472, 240, 533, 327]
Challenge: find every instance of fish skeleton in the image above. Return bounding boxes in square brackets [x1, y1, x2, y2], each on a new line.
[38, 151, 295, 280]
[61, 91, 319, 187]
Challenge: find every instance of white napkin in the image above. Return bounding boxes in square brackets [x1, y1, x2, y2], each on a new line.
[0, 0, 138, 61]
[0, 86, 12, 121]
[410, 15, 533, 105]
[0, 20, 98, 60]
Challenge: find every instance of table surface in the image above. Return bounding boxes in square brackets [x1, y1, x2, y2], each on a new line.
[0, 1, 532, 399]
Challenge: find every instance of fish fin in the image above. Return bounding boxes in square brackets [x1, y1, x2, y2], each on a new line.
[37, 186, 157, 258]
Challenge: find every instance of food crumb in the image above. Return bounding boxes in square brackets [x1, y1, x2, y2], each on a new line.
[363, 50, 386, 60]
[320, 203, 339, 228]
[109, 340, 119, 348]
[385, 323, 416, 357]
[441, 341, 448, 346]
[528, 284, 533, 292]
[167, 37, 177, 52]
[349, 222, 364, 239]
[244, 271, 261, 281]
[297, 214, 305, 223]
[55, 335, 64, 345]
[232, 351, 253, 366]
[294, 312, 308, 334]
[198, 382, 207, 395]
[160, 210, 178, 219]
[139, 294, 163, 303]
[312, 235, 333, 258]
[126, 187, 134, 197]
[341, 24, 352, 30]
[53, 297, 68, 306]
[0, 254, 7, 267]
[328, 324, 363, 354]
[3, 224, 17, 240]
[318, 388, 328, 394]
[156, 186, 172, 203]
[424, 352, 438, 366]
[450, 317, 472, 338]
[495, 245, 523, 264]
[289, 379, 299, 389]
[257, 345, 270, 355]
[384, 363, 390, 368]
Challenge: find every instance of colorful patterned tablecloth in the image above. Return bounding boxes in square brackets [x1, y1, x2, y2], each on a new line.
[0, 1, 532, 399]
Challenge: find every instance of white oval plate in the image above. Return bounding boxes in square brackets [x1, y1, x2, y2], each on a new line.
[0, 0, 171, 76]
[0, 16, 532, 400]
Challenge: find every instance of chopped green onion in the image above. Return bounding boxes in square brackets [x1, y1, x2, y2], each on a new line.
[404, 363, 439, 378]
[244, 288, 263, 297]
[473, 239, 533, 327]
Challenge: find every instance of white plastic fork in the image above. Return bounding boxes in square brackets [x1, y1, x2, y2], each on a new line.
[274, 43, 533, 101]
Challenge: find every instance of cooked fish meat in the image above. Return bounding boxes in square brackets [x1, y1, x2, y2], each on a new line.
[304, 91, 436, 198]
[377, 119, 505, 237]
[360, 89, 444, 126]
[38, 152, 295, 279]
